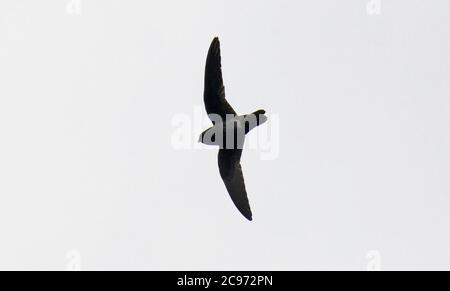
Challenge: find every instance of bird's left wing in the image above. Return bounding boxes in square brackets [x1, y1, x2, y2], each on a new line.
[218, 149, 253, 221]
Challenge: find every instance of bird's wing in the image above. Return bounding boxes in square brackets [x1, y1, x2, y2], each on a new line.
[218, 149, 253, 221]
[204, 37, 237, 122]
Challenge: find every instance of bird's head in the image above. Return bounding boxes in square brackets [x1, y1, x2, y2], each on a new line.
[198, 132, 205, 143]
[198, 128, 218, 146]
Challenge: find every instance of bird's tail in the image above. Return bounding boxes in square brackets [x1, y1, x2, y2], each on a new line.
[244, 109, 267, 134]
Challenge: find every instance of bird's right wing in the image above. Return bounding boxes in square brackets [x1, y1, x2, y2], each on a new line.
[218, 149, 253, 221]
[204, 38, 237, 122]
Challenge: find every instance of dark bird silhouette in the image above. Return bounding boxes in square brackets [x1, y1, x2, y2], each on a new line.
[199, 37, 267, 221]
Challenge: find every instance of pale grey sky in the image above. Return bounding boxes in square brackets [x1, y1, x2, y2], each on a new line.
[1, 0, 450, 270]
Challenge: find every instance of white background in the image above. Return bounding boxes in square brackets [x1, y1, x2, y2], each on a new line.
[1, 0, 450, 270]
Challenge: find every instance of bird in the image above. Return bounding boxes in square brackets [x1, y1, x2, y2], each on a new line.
[198, 37, 267, 221]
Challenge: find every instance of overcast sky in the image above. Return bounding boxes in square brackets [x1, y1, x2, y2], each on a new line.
[1, 0, 450, 270]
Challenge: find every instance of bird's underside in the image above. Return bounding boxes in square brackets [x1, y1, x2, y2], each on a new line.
[203, 37, 254, 221]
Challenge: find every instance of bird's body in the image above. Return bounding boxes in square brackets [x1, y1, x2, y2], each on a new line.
[199, 37, 267, 221]
[199, 112, 267, 149]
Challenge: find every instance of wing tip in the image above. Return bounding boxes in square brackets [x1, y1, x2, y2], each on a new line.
[207, 37, 221, 61]
[211, 37, 220, 47]
[242, 211, 253, 221]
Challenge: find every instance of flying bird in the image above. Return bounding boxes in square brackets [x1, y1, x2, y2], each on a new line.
[199, 37, 267, 221]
